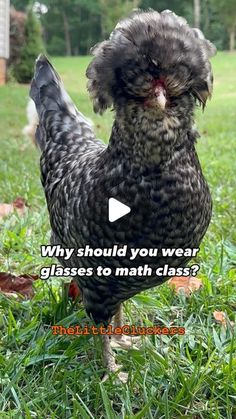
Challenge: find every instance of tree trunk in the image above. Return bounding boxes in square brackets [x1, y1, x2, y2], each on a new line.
[194, 0, 201, 28]
[202, 0, 209, 35]
[62, 11, 72, 56]
[229, 27, 235, 51]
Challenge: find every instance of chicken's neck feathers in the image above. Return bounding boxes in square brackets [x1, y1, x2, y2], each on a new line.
[108, 104, 196, 166]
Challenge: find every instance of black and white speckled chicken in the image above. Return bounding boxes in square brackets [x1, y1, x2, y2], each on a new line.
[30, 9, 216, 380]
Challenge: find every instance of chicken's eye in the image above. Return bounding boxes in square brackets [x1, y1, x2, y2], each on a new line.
[176, 64, 191, 78]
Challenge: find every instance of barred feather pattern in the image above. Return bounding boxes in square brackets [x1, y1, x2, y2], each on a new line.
[30, 9, 214, 325]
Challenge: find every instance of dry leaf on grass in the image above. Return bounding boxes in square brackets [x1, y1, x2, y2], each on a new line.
[0, 197, 27, 220]
[213, 311, 235, 327]
[213, 311, 226, 325]
[168, 276, 203, 296]
[0, 272, 39, 298]
[213, 311, 229, 326]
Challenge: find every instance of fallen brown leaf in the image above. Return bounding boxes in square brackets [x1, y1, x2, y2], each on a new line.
[168, 276, 203, 296]
[213, 311, 227, 326]
[0, 197, 27, 219]
[0, 272, 38, 298]
[0, 203, 14, 218]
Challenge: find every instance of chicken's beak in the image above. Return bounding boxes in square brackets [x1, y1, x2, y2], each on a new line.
[154, 85, 167, 110]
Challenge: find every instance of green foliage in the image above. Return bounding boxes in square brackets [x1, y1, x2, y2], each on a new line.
[46, 36, 66, 56]
[212, 0, 236, 29]
[201, 0, 228, 50]
[13, 9, 44, 83]
[10, 0, 235, 54]
[39, 0, 101, 55]
[211, 0, 236, 50]
[140, 0, 192, 18]
[99, 0, 139, 36]
[10, 0, 29, 11]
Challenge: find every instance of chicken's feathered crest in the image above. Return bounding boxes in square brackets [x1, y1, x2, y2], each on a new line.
[86, 9, 216, 114]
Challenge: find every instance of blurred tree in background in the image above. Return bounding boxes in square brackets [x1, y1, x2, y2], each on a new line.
[212, 0, 236, 50]
[40, 0, 101, 55]
[12, 8, 44, 82]
[10, 0, 235, 56]
[99, 0, 139, 37]
[9, 7, 26, 68]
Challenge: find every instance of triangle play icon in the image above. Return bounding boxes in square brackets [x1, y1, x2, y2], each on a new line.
[108, 198, 131, 222]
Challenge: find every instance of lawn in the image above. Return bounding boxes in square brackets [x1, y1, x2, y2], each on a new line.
[0, 52, 235, 418]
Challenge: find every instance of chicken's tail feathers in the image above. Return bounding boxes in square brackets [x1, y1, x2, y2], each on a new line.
[30, 54, 94, 151]
[30, 55, 78, 150]
[30, 54, 77, 119]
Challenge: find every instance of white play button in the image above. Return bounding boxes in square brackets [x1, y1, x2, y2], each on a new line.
[108, 198, 131, 222]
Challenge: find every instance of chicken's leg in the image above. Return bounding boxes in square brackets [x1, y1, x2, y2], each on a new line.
[102, 305, 140, 383]
[110, 305, 141, 349]
[101, 334, 128, 383]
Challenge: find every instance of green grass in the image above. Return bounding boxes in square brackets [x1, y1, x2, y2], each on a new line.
[0, 52, 236, 418]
